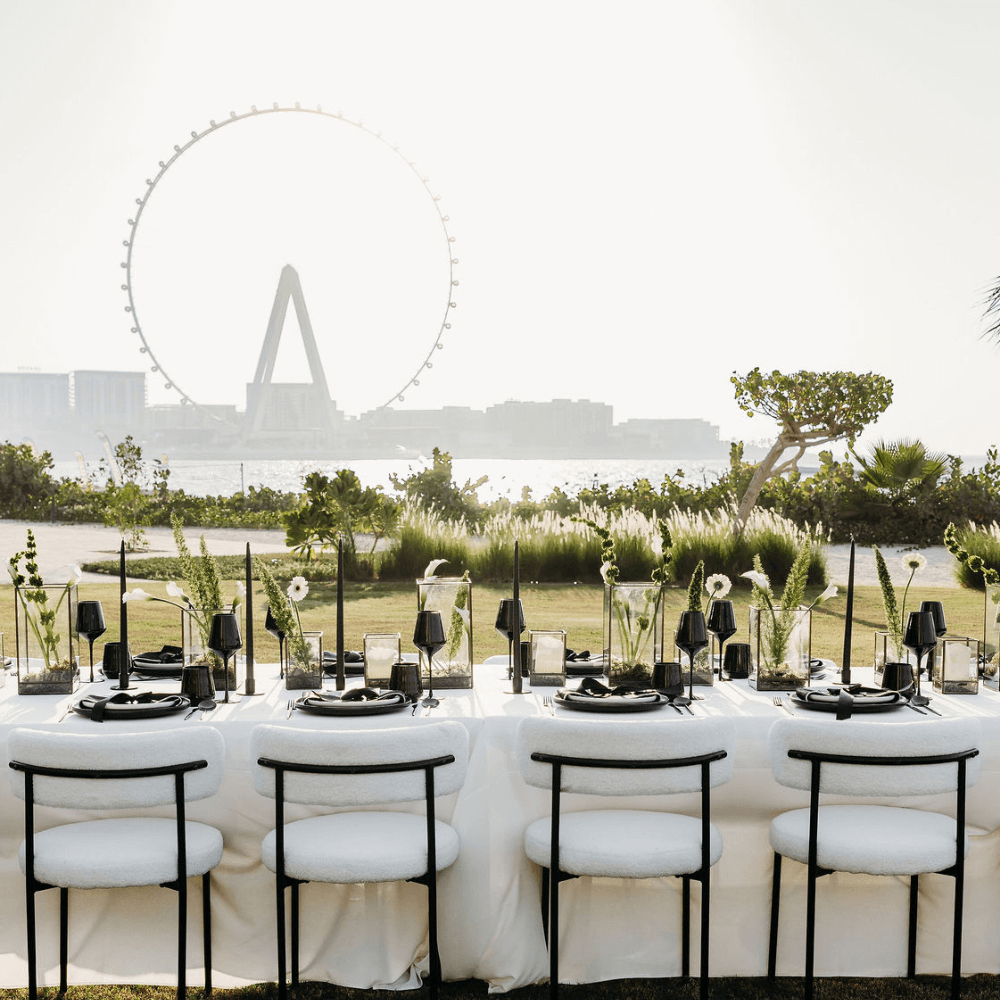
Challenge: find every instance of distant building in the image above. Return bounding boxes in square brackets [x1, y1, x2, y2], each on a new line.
[0, 371, 70, 445]
[614, 417, 720, 457]
[72, 370, 146, 440]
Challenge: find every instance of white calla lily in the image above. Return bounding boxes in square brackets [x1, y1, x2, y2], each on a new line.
[122, 587, 153, 603]
[422, 558, 449, 579]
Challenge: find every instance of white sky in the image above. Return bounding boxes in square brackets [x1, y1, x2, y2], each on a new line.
[1, 0, 998, 456]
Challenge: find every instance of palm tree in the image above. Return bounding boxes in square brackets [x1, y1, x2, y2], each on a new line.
[855, 438, 946, 495]
[984, 275, 1000, 344]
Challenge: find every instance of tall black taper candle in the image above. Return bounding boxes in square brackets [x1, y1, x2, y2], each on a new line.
[245, 543, 255, 695]
[336, 537, 345, 690]
[511, 540, 523, 694]
[841, 537, 855, 684]
[117, 541, 130, 690]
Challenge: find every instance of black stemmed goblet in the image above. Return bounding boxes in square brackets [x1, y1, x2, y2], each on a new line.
[676, 609, 709, 703]
[75, 601, 107, 683]
[413, 610, 446, 709]
[208, 611, 242, 704]
[919, 600, 947, 637]
[264, 605, 286, 679]
[904, 610, 937, 707]
[495, 599, 526, 681]
[706, 600, 737, 682]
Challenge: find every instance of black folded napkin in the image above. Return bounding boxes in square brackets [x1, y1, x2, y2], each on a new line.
[792, 684, 907, 720]
[341, 687, 409, 702]
[85, 691, 186, 722]
[565, 649, 592, 662]
[323, 650, 364, 663]
[558, 677, 660, 704]
[135, 645, 183, 663]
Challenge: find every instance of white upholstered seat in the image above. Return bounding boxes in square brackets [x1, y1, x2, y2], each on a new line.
[515, 716, 734, 1000]
[766, 717, 981, 1000]
[8, 726, 226, 1000]
[250, 721, 468, 1000]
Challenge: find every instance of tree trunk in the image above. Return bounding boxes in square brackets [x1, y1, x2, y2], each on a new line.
[733, 436, 790, 536]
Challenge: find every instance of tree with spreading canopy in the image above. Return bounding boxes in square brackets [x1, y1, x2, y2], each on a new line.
[730, 368, 894, 534]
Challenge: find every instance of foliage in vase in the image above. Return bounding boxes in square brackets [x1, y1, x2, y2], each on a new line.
[254, 558, 310, 672]
[7, 529, 81, 670]
[686, 561, 704, 612]
[872, 545, 926, 662]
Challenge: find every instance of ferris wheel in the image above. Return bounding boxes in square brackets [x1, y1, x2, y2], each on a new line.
[120, 104, 459, 419]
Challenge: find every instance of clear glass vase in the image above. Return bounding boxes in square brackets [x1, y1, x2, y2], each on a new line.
[285, 631, 324, 690]
[416, 577, 473, 689]
[749, 605, 811, 691]
[15, 584, 79, 695]
[606, 582, 663, 687]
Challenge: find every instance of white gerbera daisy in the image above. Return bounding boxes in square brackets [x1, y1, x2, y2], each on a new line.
[705, 574, 732, 599]
[901, 553, 927, 574]
[287, 576, 309, 603]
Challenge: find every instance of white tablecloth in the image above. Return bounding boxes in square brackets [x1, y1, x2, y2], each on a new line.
[1, 661, 999, 992]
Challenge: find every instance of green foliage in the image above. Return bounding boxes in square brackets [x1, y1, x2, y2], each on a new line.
[686, 561, 704, 612]
[0, 441, 56, 518]
[253, 557, 305, 664]
[99, 436, 169, 551]
[389, 447, 486, 524]
[747, 540, 812, 667]
[872, 545, 903, 660]
[945, 521, 1000, 591]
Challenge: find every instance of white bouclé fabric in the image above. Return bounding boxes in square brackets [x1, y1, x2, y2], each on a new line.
[21, 816, 224, 888]
[250, 721, 468, 806]
[525, 809, 722, 878]
[515, 717, 734, 796]
[261, 812, 460, 883]
[8, 727, 225, 808]
[770, 805, 965, 875]
[768, 717, 981, 797]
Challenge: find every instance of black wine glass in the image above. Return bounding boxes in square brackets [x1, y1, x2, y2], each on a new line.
[919, 600, 947, 637]
[265, 605, 286, 679]
[904, 610, 937, 706]
[75, 600, 107, 683]
[413, 610, 446, 709]
[495, 598, 526, 681]
[208, 611, 242, 704]
[676, 610, 709, 702]
[706, 600, 737, 682]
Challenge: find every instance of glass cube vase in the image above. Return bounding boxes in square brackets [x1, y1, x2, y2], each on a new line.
[364, 632, 401, 689]
[932, 636, 980, 695]
[15, 585, 80, 695]
[749, 605, 811, 691]
[528, 629, 566, 687]
[285, 631, 324, 690]
[873, 630, 918, 686]
[416, 577, 473, 689]
[605, 582, 664, 687]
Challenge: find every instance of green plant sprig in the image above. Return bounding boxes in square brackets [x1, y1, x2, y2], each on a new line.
[872, 545, 903, 661]
[253, 557, 307, 665]
[686, 560, 704, 613]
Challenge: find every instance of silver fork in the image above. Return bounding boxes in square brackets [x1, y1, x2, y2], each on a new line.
[772, 696, 795, 716]
[286, 699, 295, 719]
[542, 696, 555, 716]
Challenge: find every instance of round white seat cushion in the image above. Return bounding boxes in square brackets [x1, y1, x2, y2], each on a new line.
[261, 812, 460, 883]
[525, 809, 722, 878]
[20, 817, 224, 889]
[770, 805, 967, 875]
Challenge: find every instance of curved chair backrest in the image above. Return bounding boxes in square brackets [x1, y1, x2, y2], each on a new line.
[8, 727, 226, 809]
[515, 717, 735, 796]
[249, 721, 469, 807]
[768, 717, 981, 797]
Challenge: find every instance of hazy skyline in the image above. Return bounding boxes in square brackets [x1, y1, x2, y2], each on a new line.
[2, 0, 998, 458]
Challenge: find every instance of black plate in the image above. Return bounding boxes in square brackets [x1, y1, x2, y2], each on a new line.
[553, 691, 672, 713]
[565, 660, 606, 676]
[72, 692, 191, 720]
[322, 652, 365, 676]
[132, 657, 184, 678]
[791, 687, 907, 714]
[293, 693, 412, 716]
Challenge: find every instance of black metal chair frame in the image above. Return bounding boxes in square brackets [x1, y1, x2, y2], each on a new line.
[530, 748, 728, 1000]
[9, 756, 213, 1000]
[256, 752, 456, 1000]
[767, 746, 979, 1000]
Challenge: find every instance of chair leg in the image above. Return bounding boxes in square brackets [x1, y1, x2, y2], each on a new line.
[699, 870, 710, 1000]
[203, 872, 213, 995]
[276, 878, 287, 1000]
[805, 860, 817, 1000]
[427, 871, 442, 999]
[26, 881, 38, 1000]
[768, 853, 782, 978]
[177, 873, 188, 1000]
[952, 867, 965, 1000]
[549, 869, 559, 1000]
[59, 887, 68, 994]
[291, 881, 300, 986]
[908, 874, 918, 979]
[541, 867, 550, 947]
[681, 875, 691, 979]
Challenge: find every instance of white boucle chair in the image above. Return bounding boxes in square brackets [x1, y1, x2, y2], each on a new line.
[515, 716, 735, 1000]
[249, 721, 469, 1000]
[8, 726, 226, 1000]
[766, 716, 981, 1000]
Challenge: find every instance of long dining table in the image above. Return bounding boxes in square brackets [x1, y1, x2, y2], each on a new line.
[1, 659, 999, 992]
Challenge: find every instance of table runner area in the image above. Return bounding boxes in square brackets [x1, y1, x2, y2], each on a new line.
[2, 661, 999, 991]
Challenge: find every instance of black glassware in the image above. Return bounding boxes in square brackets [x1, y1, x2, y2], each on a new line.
[75, 601, 107, 683]
[181, 660, 216, 704]
[413, 610, 446, 708]
[919, 600, 947, 637]
[676, 609, 708, 702]
[265, 605, 286, 679]
[495, 599, 526, 681]
[208, 611, 242, 704]
[722, 642, 752, 680]
[904, 609, 937, 706]
[706, 600, 737, 682]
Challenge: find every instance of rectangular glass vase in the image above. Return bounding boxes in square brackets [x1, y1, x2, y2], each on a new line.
[416, 577, 473, 689]
[285, 631, 324, 690]
[932, 636, 979, 695]
[749, 605, 811, 691]
[15, 585, 80, 695]
[528, 629, 566, 687]
[606, 582, 664, 687]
